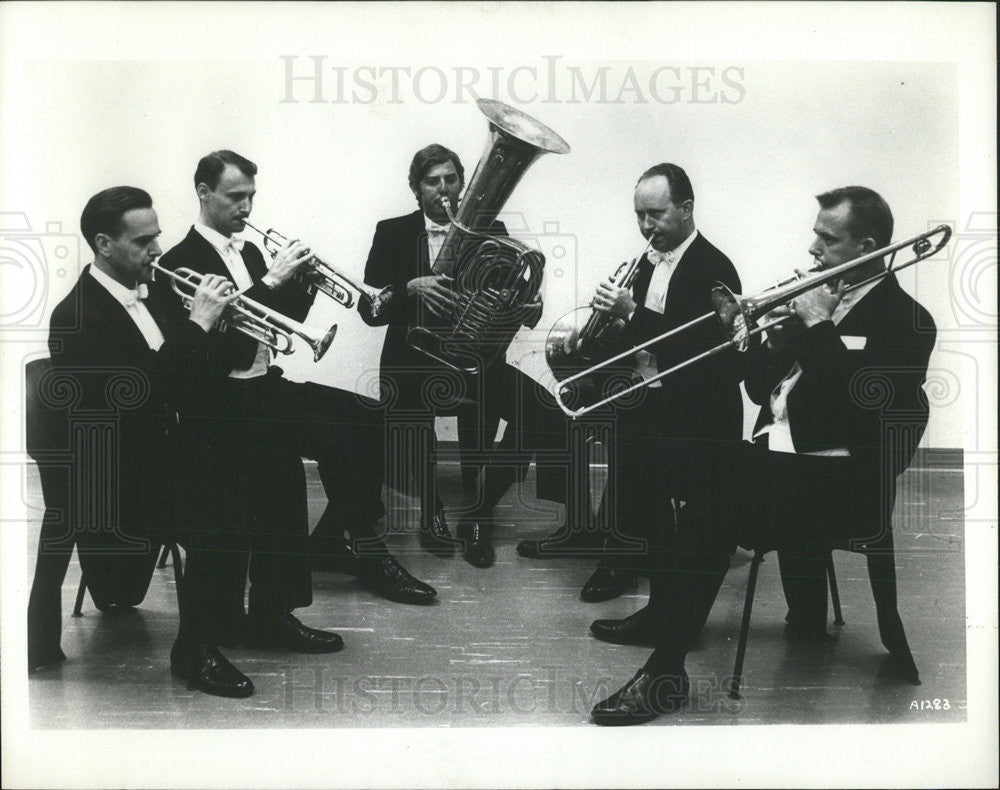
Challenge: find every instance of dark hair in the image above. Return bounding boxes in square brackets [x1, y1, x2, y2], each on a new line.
[636, 162, 694, 204]
[194, 149, 258, 191]
[816, 186, 894, 247]
[80, 186, 153, 253]
[408, 144, 464, 195]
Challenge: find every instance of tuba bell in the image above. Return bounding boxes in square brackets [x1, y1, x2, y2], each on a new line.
[406, 99, 570, 374]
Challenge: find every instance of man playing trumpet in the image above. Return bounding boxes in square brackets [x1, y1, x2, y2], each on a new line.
[547, 163, 745, 610]
[36, 186, 246, 692]
[157, 150, 437, 627]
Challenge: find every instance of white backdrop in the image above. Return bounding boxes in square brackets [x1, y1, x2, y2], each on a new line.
[0, 8, 984, 449]
[1, 3, 996, 789]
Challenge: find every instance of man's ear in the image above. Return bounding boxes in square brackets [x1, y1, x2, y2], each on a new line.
[195, 182, 210, 203]
[681, 199, 694, 219]
[860, 235, 878, 253]
[93, 232, 114, 257]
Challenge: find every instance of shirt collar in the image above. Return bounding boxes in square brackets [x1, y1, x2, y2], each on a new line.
[424, 215, 451, 235]
[648, 228, 699, 267]
[194, 221, 245, 254]
[88, 264, 148, 307]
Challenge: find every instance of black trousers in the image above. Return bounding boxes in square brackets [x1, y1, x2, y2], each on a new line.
[478, 365, 590, 518]
[641, 439, 903, 675]
[375, 359, 513, 528]
[176, 370, 384, 639]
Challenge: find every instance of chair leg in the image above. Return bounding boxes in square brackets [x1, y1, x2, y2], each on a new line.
[72, 573, 87, 617]
[169, 543, 184, 609]
[730, 550, 765, 700]
[827, 553, 845, 626]
[156, 544, 171, 569]
[169, 543, 184, 582]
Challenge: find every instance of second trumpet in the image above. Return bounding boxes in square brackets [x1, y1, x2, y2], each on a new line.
[243, 221, 392, 319]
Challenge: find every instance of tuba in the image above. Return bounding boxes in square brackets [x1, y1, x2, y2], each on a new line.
[406, 99, 570, 374]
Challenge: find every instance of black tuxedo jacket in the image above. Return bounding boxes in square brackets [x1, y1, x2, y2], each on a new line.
[47, 265, 223, 535]
[622, 232, 745, 441]
[745, 274, 936, 538]
[156, 226, 316, 375]
[357, 210, 507, 374]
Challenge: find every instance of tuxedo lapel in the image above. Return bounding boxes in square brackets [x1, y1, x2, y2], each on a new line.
[80, 266, 155, 358]
[631, 255, 655, 306]
[835, 276, 895, 337]
[404, 211, 430, 278]
[180, 227, 232, 278]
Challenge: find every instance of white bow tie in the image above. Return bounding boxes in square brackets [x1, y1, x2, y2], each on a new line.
[122, 283, 149, 306]
[647, 249, 676, 267]
[426, 225, 449, 237]
[224, 237, 245, 254]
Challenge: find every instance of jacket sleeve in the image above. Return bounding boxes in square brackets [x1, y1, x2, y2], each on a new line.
[358, 220, 408, 327]
[744, 337, 797, 405]
[789, 305, 936, 472]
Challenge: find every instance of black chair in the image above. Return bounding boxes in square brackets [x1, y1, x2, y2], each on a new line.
[729, 549, 843, 699]
[26, 358, 181, 670]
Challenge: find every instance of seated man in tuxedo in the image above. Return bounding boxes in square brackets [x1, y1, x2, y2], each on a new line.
[590, 186, 935, 725]
[357, 143, 541, 568]
[157, 150, 436, 612]
[39, 185, 264, 696]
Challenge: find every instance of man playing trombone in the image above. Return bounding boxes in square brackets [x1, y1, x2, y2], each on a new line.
[590, 186, 937, 725]
[157, 149, 437, 623]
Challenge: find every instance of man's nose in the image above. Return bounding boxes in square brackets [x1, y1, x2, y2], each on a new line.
[808, 239, 821, 258]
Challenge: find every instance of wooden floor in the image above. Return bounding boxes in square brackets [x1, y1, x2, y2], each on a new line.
[26, 459, 967, 729]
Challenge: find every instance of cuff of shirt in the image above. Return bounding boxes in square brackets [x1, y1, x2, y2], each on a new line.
[261, 274, 279, 290]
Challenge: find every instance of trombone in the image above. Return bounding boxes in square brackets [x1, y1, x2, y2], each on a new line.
[553, 224, 952, 418]
[151, 263, 338, 362]
[243, 221, 392, 319]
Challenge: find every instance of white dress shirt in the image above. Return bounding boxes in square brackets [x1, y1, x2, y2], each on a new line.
[634, 229, 699, 387]
[424, 215, 451, 268]
[755, 278, 881, 454]
[89, 265, 164, 351]
[193, 222, 270, 379]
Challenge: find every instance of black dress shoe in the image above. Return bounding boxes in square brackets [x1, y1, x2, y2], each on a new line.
[580, 566, 637, 603]
[591, 668, 689, 726]
[419, 506, 458, 558]
[170, 640, 254, 699]
[458, 520, 495, 568]
[358, 556, 437, 605]
[242, 611, 344, 654]
[590, 607, 661, 646]
[516, 525, 603, 559]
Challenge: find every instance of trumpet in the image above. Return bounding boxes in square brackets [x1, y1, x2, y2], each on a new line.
[151, 263, 338, 362]
[553, 224, 952, 418]
[545, 240, 653, 381]
[242, 221, 392, 319]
